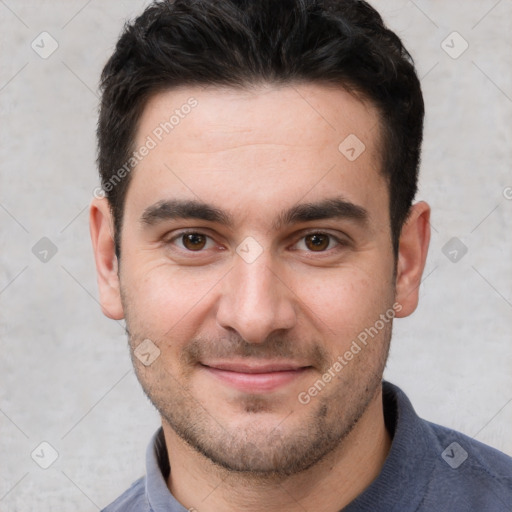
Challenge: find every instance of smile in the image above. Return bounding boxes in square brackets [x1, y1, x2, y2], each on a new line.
[200, 361, 312, 393]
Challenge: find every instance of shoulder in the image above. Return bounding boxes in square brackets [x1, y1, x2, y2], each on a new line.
[101, 476, 148, 512]
[381, 382, 512, 511]
[420, 419, 512, 511]
[427, 419, 512, 477]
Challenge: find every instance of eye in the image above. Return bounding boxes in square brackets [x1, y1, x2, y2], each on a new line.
[169, 231, 216, 252]
[165, 230, 346, 255]
[293, 232, 344, 252]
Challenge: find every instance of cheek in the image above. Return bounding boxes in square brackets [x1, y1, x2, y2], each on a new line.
[121, 258, 223, 341]
[293, 265, 393, 349]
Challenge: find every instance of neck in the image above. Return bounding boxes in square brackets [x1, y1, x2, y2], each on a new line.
[163, 388, 391, 512]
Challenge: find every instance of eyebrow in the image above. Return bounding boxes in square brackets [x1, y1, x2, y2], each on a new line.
[140, 197, 368, 230]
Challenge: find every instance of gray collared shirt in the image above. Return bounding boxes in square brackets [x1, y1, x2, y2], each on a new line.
[101, 382, 512, 511]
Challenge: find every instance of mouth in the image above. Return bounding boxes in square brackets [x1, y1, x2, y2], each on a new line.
[199, 360, 312, 393]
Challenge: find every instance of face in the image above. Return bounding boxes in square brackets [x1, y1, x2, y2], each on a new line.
[91, 83, 429, 476]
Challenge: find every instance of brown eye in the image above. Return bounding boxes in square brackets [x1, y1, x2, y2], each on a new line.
[304, 233, 330, 251]
[182, 233, 207, 251]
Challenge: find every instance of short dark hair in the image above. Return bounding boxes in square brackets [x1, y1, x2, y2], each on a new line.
[97, 0, 424, 258]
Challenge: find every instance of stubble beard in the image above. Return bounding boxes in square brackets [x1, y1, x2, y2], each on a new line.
[122, 292, 393, 480]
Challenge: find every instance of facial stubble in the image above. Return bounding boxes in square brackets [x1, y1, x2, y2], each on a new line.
[122, 286, 393, 480]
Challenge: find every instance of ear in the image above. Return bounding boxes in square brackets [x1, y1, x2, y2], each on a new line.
[394, 201, 431, 318]
[89, 198, 124, 320]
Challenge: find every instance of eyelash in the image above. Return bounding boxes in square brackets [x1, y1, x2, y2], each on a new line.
[166, 229, 348, 256]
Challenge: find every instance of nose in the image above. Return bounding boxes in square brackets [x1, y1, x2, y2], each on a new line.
[215, 249, 297, 344]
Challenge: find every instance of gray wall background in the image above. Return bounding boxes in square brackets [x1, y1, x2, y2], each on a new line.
[1, 1, 511, 510]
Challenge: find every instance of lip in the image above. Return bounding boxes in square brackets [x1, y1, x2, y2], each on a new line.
[200, 360, 311, 393]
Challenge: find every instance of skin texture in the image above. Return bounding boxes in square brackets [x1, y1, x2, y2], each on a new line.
[90, 83, 431, 511]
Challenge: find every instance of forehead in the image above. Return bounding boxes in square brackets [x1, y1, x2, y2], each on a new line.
[136, 83, 381, 156]
[126, 83, 387, 225]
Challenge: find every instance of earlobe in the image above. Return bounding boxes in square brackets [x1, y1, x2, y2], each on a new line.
[89, 198, 125, 320]
[394, 201, 431, 318]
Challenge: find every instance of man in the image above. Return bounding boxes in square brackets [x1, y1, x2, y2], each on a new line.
[89, 0, 512, 510]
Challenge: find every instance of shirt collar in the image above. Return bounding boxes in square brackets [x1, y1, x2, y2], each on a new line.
[342, 381, 437, 510]
[145, 427, 187, 511]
